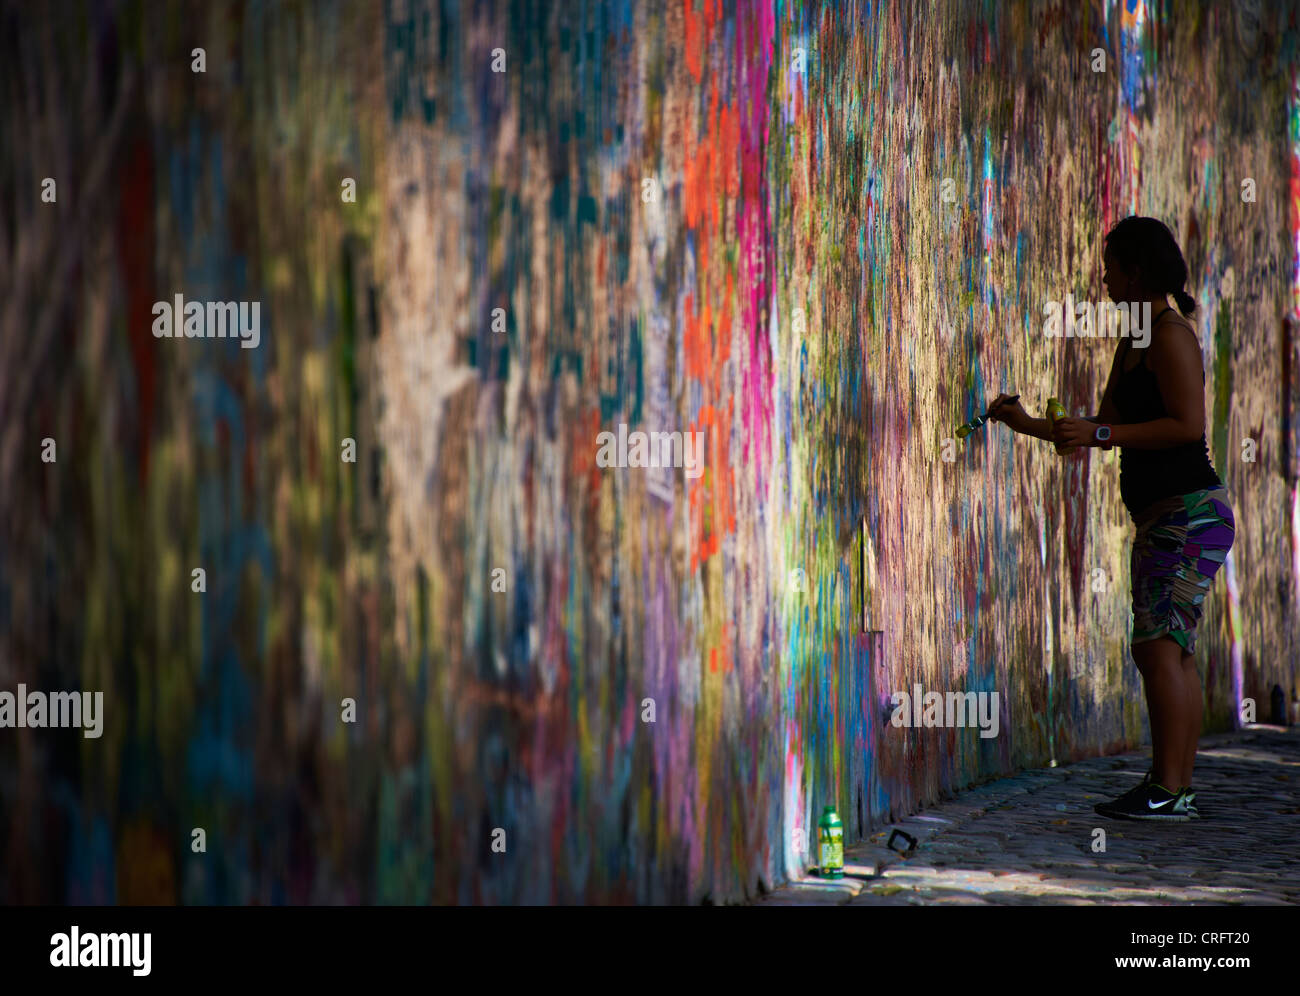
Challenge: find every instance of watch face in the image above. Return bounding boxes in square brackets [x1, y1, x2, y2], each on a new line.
[1096, 425, 1112, 442]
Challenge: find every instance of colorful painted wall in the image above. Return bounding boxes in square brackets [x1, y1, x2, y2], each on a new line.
[2, 0, 1298, 904]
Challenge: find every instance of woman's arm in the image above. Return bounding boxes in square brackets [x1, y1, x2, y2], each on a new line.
[1017, 415, 1055, 441]
[987, 393, 1053, 440]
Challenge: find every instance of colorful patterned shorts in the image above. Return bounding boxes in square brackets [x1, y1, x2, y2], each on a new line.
[1130, 486, 1234, 654]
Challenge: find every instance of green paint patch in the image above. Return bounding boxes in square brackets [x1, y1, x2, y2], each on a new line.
[1212, 300, 1232, 471]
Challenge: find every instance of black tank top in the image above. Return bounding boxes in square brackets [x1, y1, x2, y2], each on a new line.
[1112, 306, 1221, 519]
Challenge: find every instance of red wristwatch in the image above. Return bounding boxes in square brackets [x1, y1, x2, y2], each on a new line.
[1094, 424, 1113, 450]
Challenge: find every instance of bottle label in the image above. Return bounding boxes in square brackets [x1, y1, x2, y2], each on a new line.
[819, 826, 843, 869]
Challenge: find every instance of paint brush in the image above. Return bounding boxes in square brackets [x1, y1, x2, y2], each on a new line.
[955, 395, 1018, 439]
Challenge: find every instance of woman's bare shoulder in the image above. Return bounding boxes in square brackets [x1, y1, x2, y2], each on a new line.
[1153, 307, 1198, 340]
[1148, 310, 1203, 367]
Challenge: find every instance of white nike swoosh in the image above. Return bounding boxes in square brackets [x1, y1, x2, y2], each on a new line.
[1147, 797, 1175, 810]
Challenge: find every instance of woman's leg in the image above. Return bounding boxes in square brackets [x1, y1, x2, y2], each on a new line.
[1132, 635, 1190, 790]
[1179, 650, 1202, 788]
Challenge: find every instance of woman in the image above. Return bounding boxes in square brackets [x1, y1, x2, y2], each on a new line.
[988, 216, 1235, 822]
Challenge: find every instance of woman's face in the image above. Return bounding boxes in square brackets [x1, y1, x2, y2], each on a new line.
[1103, 247, 1139, 303]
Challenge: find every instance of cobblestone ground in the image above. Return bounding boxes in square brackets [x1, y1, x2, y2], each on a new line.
[755, 728, 1300, 906]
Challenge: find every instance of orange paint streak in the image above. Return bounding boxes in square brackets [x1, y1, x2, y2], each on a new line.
[708, 626, 734, 675]
[688, 400, 736, 570]
[717, 270, 733, 365]
[681, 8, 742, 574]
[684, 1, 703, 81]
[683, 295, 709, 381]
[571, 408, 605, 497]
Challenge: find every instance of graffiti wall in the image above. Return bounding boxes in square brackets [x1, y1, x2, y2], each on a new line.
[2, 0, 1297, 904]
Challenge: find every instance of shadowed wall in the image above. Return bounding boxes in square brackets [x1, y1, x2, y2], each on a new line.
[1, 0, 1297, 904]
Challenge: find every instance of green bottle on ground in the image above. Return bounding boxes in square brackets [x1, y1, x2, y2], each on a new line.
[818, 805, 844, 878]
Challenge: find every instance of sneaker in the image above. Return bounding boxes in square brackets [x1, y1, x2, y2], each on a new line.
[1094, 777, 1189, 821]
[1092, 770, 1153, 815]
[1174, 788, 1199, 819]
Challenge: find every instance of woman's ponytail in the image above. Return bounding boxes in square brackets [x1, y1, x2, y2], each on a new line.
[1172, 287, 1196, 317]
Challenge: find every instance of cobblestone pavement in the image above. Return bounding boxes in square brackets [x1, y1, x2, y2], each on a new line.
[755, 728, 1300, 905]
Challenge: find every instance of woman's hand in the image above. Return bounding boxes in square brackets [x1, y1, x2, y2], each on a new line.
[1052, 416, 1094, 449]
[987, 393, 1027, 432]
